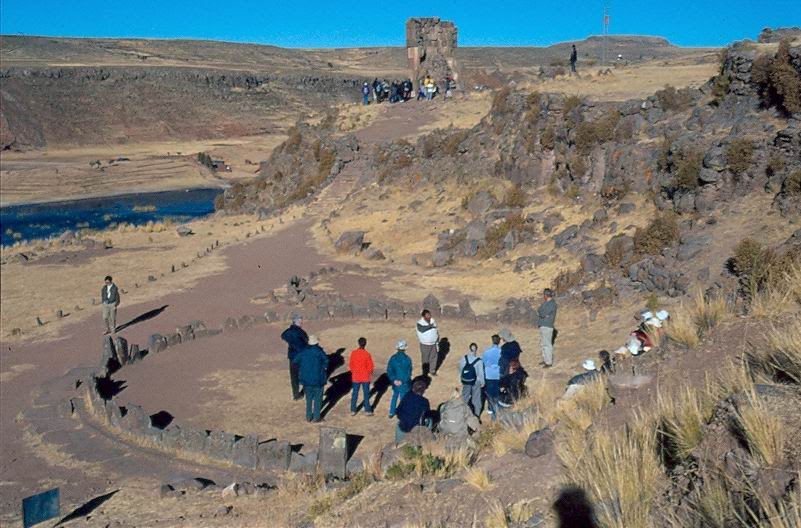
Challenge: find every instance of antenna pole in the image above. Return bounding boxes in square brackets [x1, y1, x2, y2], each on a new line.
[602, 3, 610, 67]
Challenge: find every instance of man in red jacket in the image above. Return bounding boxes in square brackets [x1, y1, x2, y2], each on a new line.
[349, 337, 375, 416]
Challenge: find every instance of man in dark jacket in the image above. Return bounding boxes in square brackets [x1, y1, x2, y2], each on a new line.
[281, 315, 308, 400]
[386, 340, 413, 418]
[293, 335, 329, 422]
[498, 328, 522, 377]
[570, 44, 578, 73]
[538, 288, 557, 367]
[395, 378, 431, 444]
[100, 275, 120, 335]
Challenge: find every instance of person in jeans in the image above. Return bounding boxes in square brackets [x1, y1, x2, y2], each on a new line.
[538, 288, 558, 367]
[361, 82, 370, 105]
[416, 309, 439, 376]
[281, 315, 308, 400]
[481, 334, 502, 419]
[100, 275, 120, 335]
[386, 340, 413, 418]
[395, 378, 431, 444]
[349, 337, 375, 416]
[458, 343, 485, 418]
[498, 328, 522, 377]
[293, 335, 329, 422]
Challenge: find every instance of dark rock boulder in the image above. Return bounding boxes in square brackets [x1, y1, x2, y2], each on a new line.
[524, 427, 554, 458]
[466, 191, 497, 216]
[554, 225, 580, 247]
[334, 231, 366, 254]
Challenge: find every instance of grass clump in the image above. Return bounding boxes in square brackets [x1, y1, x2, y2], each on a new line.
[751, 39, 801, 115]
[463, 467, 494, 490]
[736, 390, 786, 466]
[782, 170, 801, 195]
[633, 212, 679, 256]
[501, 185, 528, 208]
[655, 85, 694, 112]
[666, 303, 700, 348]
[540, 126, 556, 150]
[658, 387, 712, 461]
[563, 94, 582, 113]
[726, 138, 754, 176]
[574, 110, 620, 153]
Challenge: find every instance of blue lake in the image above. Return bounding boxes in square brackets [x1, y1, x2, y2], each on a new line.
[0, 188, 224, 246]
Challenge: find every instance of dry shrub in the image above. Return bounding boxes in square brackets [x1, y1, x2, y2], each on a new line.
[761, 318, 801, 383]
[751, 39, 801, 115]
[737, 390, 786, 466]
[692, 289, 730, 334]
[554, 268, 584, 295]
[673, 147, 704, 191]
[463, 467, 494, 490]
[493, 413, 545, 456]
[284, 126, 302, 153]
[443, 130, 468, 156]
[726, 138, 754, 176]
[563, 94, 582, 113]
[484, 501, 509, 528]
[605, 234, 631, 267]
[658, 387, 712, 460]
[655, 85, 694, 112]
[730, 238, 799, 302]
[540, 126, 556, 150]
[478, 213, 531, 259]
[783, 170, 801, 195]
[633, 212, 679, 256]
[666, 303, 700, 348]
[574, 111, 620, 153]
[766, 153, 786, 177]
[317, 147, 336, 179]
[501, 185, 528, 208]
[558, 415, 662, 528]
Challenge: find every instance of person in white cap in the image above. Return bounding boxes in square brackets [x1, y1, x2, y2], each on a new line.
[563, 358, 601, 398]
[386, 340, 413, 418]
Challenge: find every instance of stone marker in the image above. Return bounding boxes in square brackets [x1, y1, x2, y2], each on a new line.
[319, 426, 348, 479]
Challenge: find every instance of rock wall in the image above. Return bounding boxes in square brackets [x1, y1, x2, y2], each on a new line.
[406, 17, 458, 90]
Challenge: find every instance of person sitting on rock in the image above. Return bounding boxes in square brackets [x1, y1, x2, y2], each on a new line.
[293, 335, 329, 423]
[387, 340, 413, 418]
[349, 337, 375, 416]
[281, 315, 308, 400]
[459, 343, 485, 418]
[438, 387, 480, 436]
[499, 359, 528, 407]
[498, 328, 522, 377]
[395, 378, 432, 445]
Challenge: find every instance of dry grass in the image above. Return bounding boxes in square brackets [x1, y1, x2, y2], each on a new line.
[764, 318, 801, 383]
[658, 387, 710, 459]
[750, 286, 796, 319]
[484, 500, 510, 528]
[692, 289, 730, 334]
[737, 390, 786, 467]
[463, 467, 495, 491]
[666, 303, 700, 348]
[492, 413, 546, 456]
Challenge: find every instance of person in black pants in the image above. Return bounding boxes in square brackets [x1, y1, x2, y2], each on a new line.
[281, 315, 308, 400]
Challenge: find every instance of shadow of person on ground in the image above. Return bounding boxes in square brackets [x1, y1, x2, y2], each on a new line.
[321, 372, 352, 418]
[326, 348, 345, 378]
[56, 490, 119, 525]
[116, 305, 169, 332]
[553, 486, 598, 528]
[369, 373, 391, 410]
[435, 337, 451, 373]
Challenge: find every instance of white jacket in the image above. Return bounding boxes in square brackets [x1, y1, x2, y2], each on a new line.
[416, 317, 439, 345]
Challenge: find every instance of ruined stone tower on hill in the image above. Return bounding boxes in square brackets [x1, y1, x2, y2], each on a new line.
[406, 17, 458, 90]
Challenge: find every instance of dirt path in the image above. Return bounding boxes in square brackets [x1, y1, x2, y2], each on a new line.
[0, 98, 443, 521]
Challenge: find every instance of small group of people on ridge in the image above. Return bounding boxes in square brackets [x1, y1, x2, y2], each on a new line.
[362, 78, 414, 105]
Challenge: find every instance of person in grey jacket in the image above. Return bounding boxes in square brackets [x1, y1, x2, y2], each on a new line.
[101, 275, 120, 335]
[537, 288, 557, 367]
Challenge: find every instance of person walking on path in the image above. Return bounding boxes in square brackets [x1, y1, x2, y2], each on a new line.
[570, 44, 578, 74]
[386, 340, 413, 418]
[361, 82, 370, 105]
[281, 315, 308, 400]
[395, 378, 431, 444]
[459, 343, 485, 418]
[482, 334, 502, 419]
[538, 288, 558, 367]
[293, 335, 329, 422]
[416, 309, 440, 376]
[349, 337, 375, 416]
[100, 275, 120, 335]
[498, 328, 522, 377]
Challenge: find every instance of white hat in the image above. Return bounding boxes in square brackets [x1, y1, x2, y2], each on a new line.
[396, 340, 407, 350]
[656, 310, 669, 321]
[645, 318, 662, 328]
[308, 335, 319, 346]
[582, 359, 596, 371]
[640, 311, 654, 321]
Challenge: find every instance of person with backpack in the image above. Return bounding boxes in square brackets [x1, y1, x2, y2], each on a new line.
[361, 82, 370, 105]
[387, 340, 413, 418]
[438, 388, 480, 437]
[349, 337, 375, 416]
[293, 335, 329, 422]
[458, 343, 485, 417]
[482, 334, 502, 419]
[281, 315, 308, 400]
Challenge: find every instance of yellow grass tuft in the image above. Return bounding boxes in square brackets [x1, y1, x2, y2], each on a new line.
[507, 500, 536, 525]
[765, 318, 801, 383]
[493, 413, 545, 456]
[737, 390, 786, 467]
[750, 286, 795, 319]
[666, 303, 700, 348]
[463, 467, 495, 491]
[484, 500, 509, 528]
[692, 289, 730, 333]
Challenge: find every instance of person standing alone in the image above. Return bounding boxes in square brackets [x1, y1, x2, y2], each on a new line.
[416, 309, 439, 376]
[100, 275, 120, 335]
[281, 315, 308, 400]
[362, 82, 370, 105]
[538, 289, 558, 367]
[349, 337, 375, 416]
[570, 44, 578, 74]
[387, 340, 413, 418]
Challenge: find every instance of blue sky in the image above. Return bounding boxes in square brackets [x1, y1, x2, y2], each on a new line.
[1, 1, 799, 48]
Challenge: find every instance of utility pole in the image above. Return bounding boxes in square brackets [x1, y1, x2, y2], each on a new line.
[602, 3, 610, 67]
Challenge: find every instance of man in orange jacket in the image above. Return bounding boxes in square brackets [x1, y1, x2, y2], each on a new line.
[349, 337, 375, 416]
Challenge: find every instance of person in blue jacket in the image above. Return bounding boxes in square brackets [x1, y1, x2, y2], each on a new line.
[292, 335, 329, 422]
[395, 378, 431, 444]
[386, 340, 413, 418]
[281, 315, 308, 400]
[362, 82, 370, 105]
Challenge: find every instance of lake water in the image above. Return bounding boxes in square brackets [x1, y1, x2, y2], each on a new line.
[0, 188, 223, 246]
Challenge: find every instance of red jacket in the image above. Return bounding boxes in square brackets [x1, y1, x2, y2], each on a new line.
[349, 348, 374, 383]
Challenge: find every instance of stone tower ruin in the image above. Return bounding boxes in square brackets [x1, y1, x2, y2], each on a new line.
[406, 17, 458, 91]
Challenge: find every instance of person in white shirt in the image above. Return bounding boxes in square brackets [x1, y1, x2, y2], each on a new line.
[415, 309, 439, 376]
